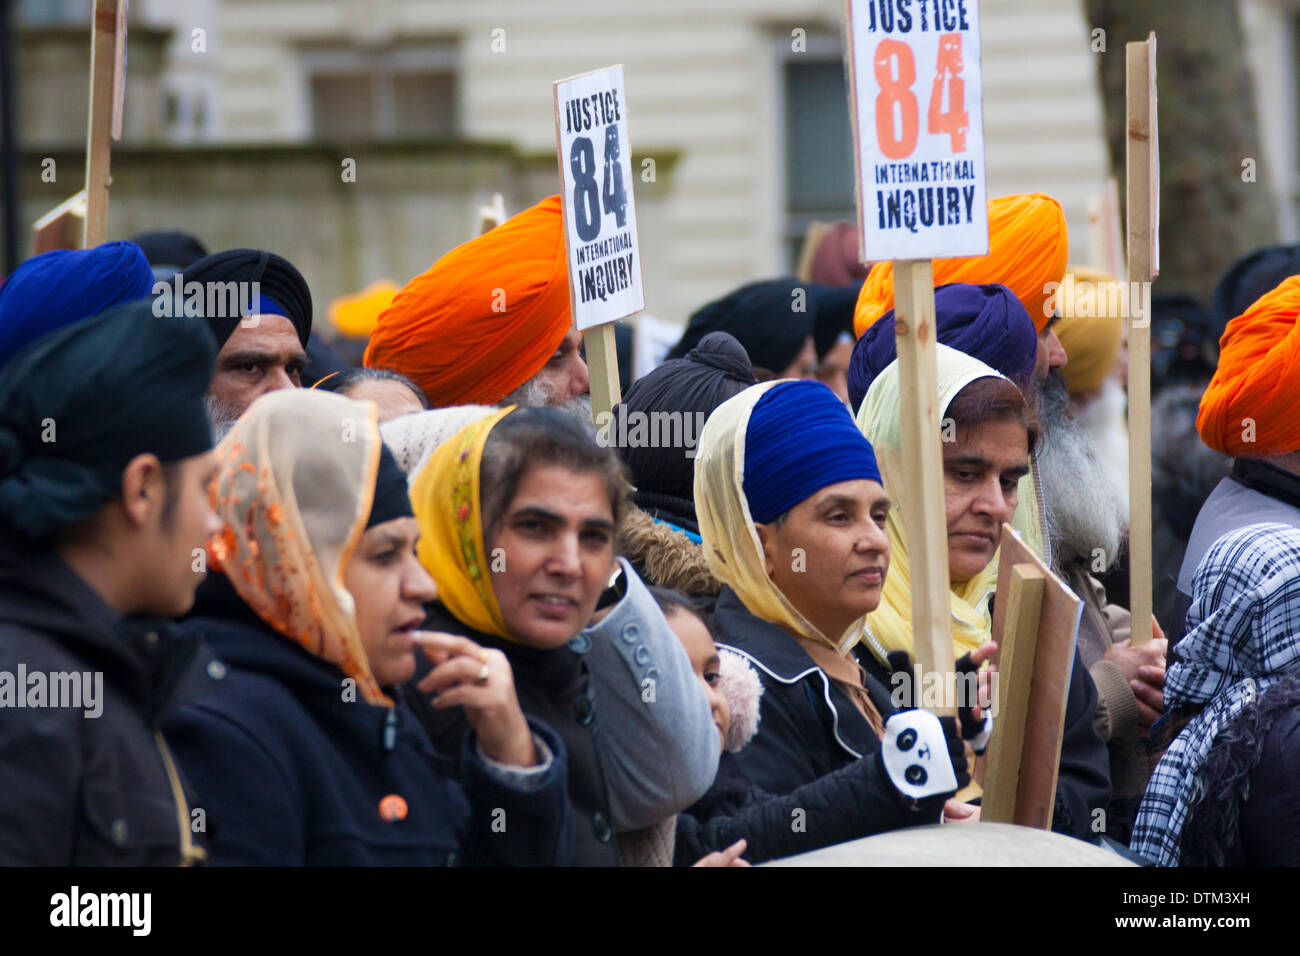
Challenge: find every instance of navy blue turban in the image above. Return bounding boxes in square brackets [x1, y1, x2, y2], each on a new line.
[743, 380, 883, 524]
[0, 300, 217, 540]
[668, 279, 817, 376]
[847, 282, 1038, 413]
[0, 241, 154, 368]
[173, 248, 313, 349]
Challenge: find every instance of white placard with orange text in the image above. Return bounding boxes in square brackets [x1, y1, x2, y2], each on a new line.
[846, 0, 989, 260]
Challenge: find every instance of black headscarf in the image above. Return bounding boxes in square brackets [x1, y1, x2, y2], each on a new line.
[175, 248, 313, 349]
[367, 443, 413, 529]
[615, 331, 756, 525]
[0, 300, 217, 539]
[667, 279, 817, 376]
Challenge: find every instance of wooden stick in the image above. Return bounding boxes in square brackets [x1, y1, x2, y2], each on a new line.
[1125, 34, 1158, 643]
[32, 190, 88, 255]
[893, 258, 955, 715]
[585, 321, 622, 422]
[479, 193, 506, 234]
[82, 0, 124, 248]
[981, 563, 1045, 824]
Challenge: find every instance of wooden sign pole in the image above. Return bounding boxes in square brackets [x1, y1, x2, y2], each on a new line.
[478, 193, 506, 234]
[82, 0, 126, 248]
[1125, 34, 1158, 644]
[585, 321, 622, 420]
[32, 190, 89, 255]
[893, 258, 955, 716]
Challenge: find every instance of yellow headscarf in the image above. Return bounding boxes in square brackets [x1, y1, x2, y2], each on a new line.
[854, 344, 1038, 666]
[694, 380, 859, 654]
[409, 406, 514, 640]
[207, 389, 388, 706]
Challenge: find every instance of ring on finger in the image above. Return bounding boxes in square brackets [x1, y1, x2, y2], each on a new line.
[476, 662, 490, 684]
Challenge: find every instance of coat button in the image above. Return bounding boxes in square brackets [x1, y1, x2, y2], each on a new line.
[567, 634, 592, 655]
[620, 623, 639, 644]
[378, 794, 408, 822]
[111, 819, 129, 845]
[206, 660, 227, 680]
[633, 644, 651, 667]
[145, 631, 159, 645]
[592, 810, 612, 843]
[575, 694, 595, 725]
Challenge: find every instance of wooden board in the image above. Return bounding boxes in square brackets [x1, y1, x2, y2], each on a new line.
[982, 523, 1083, 828]
[32, 191, 88, 254]
[1125, 33, 1158, 643]
[892, 258, 955, 715]
[82, 0, 126, 247]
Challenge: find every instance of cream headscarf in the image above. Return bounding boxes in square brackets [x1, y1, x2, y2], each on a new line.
[854, 343, 1036, 666]
[208, 388, 389, 706]
[694, 380, 859, 654]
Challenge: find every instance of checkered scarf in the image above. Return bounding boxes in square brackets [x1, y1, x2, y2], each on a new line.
[1131, 522, 1300, 865]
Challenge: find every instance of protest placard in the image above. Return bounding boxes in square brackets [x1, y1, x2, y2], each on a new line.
[553, 64, 645, 334]
[845, 0, 990, 712]
[846, 0, 988, 261]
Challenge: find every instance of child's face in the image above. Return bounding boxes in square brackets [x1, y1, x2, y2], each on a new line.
[666, 609, 731, 753]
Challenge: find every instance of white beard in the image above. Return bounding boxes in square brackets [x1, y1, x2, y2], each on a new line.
[502, 375, 595, 431]
[1034, 372, 1125, 571]
[205, 391, 243, 443]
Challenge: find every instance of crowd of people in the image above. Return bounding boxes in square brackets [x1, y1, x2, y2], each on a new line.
[0, 188, 1298, 866]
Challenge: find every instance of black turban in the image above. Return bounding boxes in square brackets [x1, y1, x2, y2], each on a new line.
[174, 248, 313, 349]
[811, 282, 861, 360]
[1210, 244, 1300, 342]
[0, 300, 217, 540]
[615, 331, 756, 521]
[130, 230, 209, 272]
[667, 279, 818, 376]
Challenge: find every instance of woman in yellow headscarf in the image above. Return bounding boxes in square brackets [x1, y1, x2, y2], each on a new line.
[854, 345, 1112, 832]
[855, 343, 1036, 667]
[406, 404, 720, 865]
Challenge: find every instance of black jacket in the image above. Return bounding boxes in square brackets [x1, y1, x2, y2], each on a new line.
[679, 587, 943, 862]
[0, 533, 215, 865]
[167, 574, 571, 866]
[415, 601, 621, 866]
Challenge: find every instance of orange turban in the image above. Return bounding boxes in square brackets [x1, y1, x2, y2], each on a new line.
[854, 193, 1068, 337]
[365, 195, 571, 406]
[1197, 274, 1300, 456]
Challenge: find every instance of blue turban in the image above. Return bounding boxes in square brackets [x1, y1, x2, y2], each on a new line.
[743, 380, 882, 523]
[0, 241, 154, 368]
[847, 282, 1038, 413]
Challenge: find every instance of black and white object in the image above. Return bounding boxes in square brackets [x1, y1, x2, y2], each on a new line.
[881, 710, 957, 801]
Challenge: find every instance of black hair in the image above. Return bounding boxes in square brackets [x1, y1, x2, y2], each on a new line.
[329, 367, 430, 410]
[480, 407, 629, 538]
[647, 585, 716, 637]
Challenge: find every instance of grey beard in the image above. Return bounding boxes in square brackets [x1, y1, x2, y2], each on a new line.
[205, 391, 242, 444]
[1034, 371, 1125, 571]
[501, 375, 595, 432]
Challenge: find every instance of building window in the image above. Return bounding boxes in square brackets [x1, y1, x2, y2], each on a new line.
[18, 0, 91, 25]
[304, 42, 458, 141]
[780, 32, 857, 270]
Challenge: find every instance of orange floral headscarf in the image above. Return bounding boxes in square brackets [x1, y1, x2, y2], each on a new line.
[208, 389, 389, 705]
